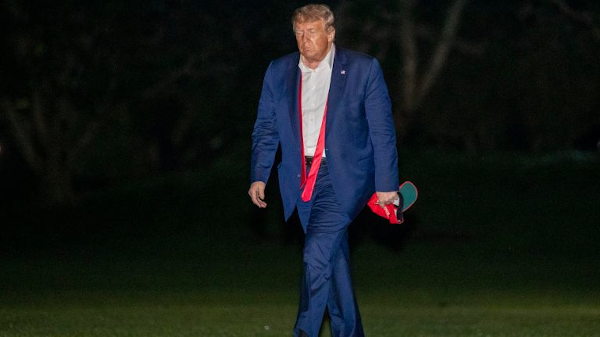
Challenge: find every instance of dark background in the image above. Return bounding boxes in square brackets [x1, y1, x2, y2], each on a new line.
[1, 0, 599, 281]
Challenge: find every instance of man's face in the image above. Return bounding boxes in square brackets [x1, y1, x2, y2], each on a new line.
[294, 19, 335, 66]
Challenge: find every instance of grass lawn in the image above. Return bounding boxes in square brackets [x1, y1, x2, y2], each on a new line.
[2, 238, 599, 337]
[2, 292, 600, 336]
[1, 150, 599, 336]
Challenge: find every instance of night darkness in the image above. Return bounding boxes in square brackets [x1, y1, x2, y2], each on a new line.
[1, 0, 600, 336]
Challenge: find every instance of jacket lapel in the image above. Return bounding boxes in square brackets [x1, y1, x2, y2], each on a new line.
[326, 48, 348, 137]
[286, 55, 301, 148]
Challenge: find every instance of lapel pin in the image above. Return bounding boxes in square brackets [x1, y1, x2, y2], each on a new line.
[341, 70, 346, 75]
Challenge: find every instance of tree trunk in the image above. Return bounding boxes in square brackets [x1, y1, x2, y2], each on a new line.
[397, 0, 469, 142]
[1, 95, 78, 207]
[397, 0, 419, 140]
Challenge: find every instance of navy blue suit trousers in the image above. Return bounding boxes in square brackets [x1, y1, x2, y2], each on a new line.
[294, 159, 364, 337]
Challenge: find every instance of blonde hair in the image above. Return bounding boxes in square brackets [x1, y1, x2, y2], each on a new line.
[292, 4, 335, 32]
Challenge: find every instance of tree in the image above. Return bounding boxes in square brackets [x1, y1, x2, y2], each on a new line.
[396, 0, 470, 137]
[336, 0, 474, 141]
[0, 0, 200, 206]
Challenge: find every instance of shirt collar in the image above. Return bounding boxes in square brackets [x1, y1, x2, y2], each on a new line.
[299, 43, 335, 73]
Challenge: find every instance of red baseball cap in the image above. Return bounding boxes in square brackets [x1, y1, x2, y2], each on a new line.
[367, 192, 403, 224]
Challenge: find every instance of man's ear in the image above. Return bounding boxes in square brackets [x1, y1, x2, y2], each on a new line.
[328, 28, 336, 42]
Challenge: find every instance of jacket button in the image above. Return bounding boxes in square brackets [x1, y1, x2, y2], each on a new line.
[297, 174, 301, 178]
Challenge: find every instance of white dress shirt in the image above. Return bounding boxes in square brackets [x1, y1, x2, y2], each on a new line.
[298, 44, 335, 157]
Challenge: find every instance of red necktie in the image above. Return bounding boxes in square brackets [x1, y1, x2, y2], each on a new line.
[298, 75, 328, 202]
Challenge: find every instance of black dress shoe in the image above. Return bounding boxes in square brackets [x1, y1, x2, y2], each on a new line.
[297, 330, 309, 337]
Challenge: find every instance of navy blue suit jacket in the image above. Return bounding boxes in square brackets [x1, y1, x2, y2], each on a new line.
[251, 47, 399, 223]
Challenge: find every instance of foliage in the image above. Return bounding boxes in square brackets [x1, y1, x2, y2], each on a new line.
[1, 1, 600, 208]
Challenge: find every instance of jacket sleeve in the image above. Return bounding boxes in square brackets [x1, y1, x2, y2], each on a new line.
[364, 58, 399, 192]
[250, 62, 280, 184]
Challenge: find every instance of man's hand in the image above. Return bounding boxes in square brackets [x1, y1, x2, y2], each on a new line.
[376, 191, 398, 207]
[248, 181, 267, 208]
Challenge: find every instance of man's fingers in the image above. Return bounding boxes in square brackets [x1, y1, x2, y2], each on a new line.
[250, 191, 266, 208]
[376, 191, 399, 206]
[379, 197, 396, 205]
[251, 190, 266, 207]
[248, 182, 267, 208]
[255, 190, 267, 208]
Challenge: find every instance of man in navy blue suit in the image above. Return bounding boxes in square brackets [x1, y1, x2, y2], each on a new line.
[248, 4, 399, 336]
